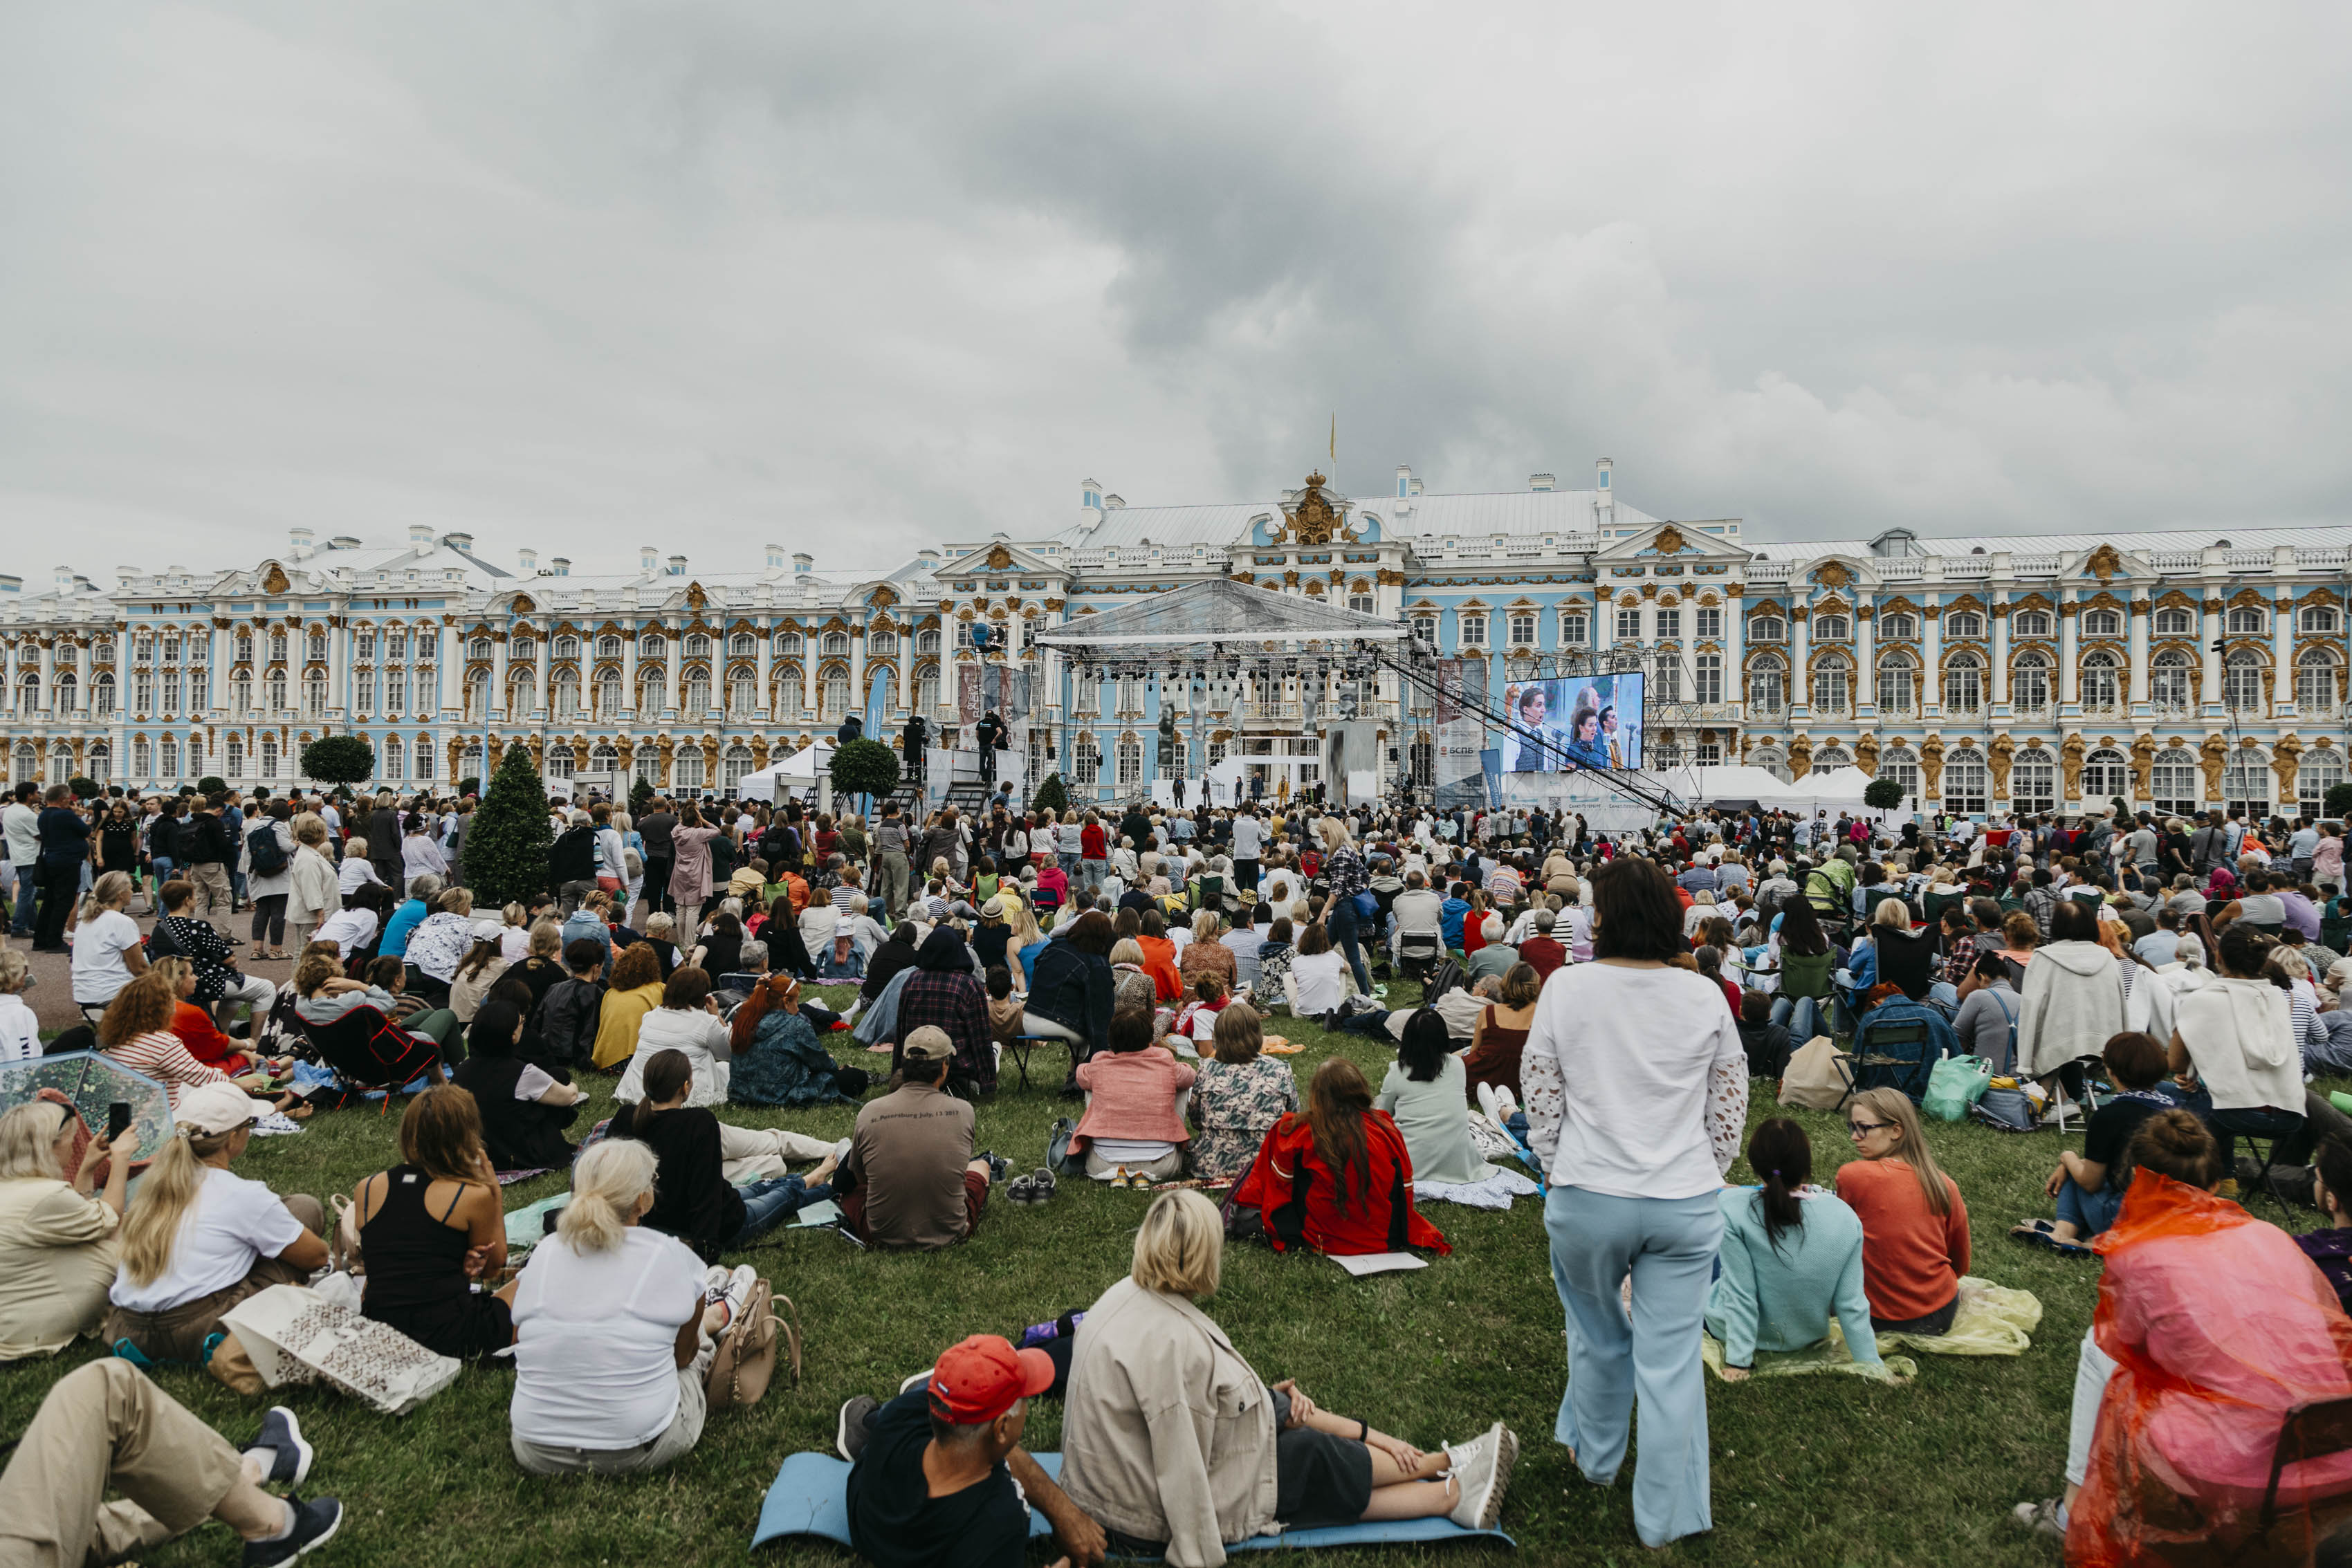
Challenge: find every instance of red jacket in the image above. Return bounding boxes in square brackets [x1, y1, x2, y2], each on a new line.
[1518, 936, 1568, 981]
[1233, 1111, 1450, 1255]
[1081, 822, 1108, 860]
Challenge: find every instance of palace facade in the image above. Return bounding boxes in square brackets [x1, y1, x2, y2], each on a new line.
[3, 462, 2347, 820]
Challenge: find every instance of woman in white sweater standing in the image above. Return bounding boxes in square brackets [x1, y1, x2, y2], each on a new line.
[281, 813, 342, 958]
[1521, 856, 1747, 1549]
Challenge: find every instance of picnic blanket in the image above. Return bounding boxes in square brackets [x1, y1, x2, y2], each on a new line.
[1700, 1275, 2042, 1382]
[751, 1450, 1514, 1556]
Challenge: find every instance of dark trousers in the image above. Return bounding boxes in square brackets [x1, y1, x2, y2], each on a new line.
[32, 860, 81, 949]
[643, 858, 674, 915]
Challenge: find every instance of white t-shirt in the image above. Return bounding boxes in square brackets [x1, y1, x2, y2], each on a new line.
[71, 910, 145, 1006]
[1230, 816, 1263, 858]
[1289, 950, 1350, 1016]
[1, 803, 39, 868]
[108, 1167, 306, 1314]
[510, 1226, 706, 1449]
[314, 907, 381, 957]
[1522, 963, 1745, 1200]
[0, 994, 39, 1063]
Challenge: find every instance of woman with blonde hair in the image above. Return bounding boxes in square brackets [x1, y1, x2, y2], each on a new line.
[498, 901, 533, 962]
[1835, 1087, 1970, 1335]
[282, 813, 342, 958]
[104, 1081, 328, 1363]
[68, 871, 148, 1020]
[1060, 1190, 1516, 1557]
[507, 1137, 759, 1475]
[594, 941, 668, 1069]
[0, 1098, 129, 1359]
[1178, 909, 1236, 993]
[447, 921, 513, 1024]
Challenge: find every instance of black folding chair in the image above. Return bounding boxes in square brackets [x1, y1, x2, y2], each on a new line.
[2238, 1126, 2296, 1218]
[1845, 1020, 1936, 1103]
[2260, 1394, 2352, 1535]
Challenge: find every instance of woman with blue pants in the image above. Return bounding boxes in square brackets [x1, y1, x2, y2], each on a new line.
[1521, 856, 1749, 1547]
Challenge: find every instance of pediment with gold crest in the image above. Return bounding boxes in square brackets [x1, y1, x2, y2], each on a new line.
[932, 538, 1065, 579]
[1592, 521, 1748, 564]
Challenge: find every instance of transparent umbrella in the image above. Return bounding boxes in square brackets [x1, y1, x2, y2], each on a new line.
[0, 1051, 175, 1170]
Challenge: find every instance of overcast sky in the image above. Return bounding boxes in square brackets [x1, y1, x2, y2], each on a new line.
[5, 3, 2350, 578]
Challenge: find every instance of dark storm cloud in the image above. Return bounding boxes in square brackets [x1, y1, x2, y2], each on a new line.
[3, 1, 2349, 577]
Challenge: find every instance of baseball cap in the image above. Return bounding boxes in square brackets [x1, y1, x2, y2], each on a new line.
[927, 1334, 1055, 1424]
[902, 1025, 955, 1063]
[471, 919, 505, 941]
[176, 1081, 274, 1138]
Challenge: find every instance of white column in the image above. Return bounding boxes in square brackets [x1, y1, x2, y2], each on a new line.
[2059, 596, 2079, 707]
[1722, 594, 1745, 717]
[489, 634, 508, 720]
[800, 634, 816, 716]
[327, 622, 346, 718]
[1991, 598, 2011, 709]
[849, 624, 866, 714]
[2128, 596, 2150, 707]
[662, 625, 680, 714]
[1790, 598, 1812, 717]
[37, 640, 54, 714]
[899, 625, 915, 714]
[1921, 599, 1943, 718]
[2273, 596, 2296, 715]
[1595, 593, 1617, 658]
[621, 629, 639, 718]
[1855, 596, 1876, 717]
[2201, 598, 2224, 717]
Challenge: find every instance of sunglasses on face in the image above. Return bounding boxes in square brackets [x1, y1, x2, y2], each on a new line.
[1847, 1120, 1895, 1137]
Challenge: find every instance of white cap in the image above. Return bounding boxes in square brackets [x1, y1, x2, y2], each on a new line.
[174, 1081, 273, 1138]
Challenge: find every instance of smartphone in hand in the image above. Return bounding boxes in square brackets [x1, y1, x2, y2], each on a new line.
[107, 1102, 132, 1141]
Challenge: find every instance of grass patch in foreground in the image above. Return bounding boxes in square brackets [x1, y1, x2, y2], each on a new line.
[10, 985, 2327, 1568]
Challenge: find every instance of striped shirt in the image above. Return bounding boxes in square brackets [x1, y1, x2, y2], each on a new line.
[104, 1030, 230, 1110]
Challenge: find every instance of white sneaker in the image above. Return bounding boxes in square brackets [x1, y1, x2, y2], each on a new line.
[1445, 1423, 1516, 1530]
[1490, 1085, 1520, 1122]
[719, 1264, 758, 1331]
[701, 1264, 732, 1303]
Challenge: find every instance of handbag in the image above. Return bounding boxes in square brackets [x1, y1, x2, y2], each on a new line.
[1973, 1085, 2038, 1132]
[705, 1278, 799, 1412]
[1046, 1116, 1086, 1179]
[217, 1284, 459, 1415]
[1776, 1035, 1853, 1110]
[1923, 1053, 1994, 1123]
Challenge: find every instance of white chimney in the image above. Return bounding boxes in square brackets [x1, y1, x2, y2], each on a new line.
[1595, 457, 1615, 532]
[441, 531, 473, 552]
[1396, 463, 1413, 498]
[550, 557, 570, 577]
[53, 566, 73, 593]
[667, 554, 687, 577]
[792, 553, 813, 575]
[1528, 472, 1556, 492]
[408, 524, 434, 546]
[640, 546, 659, 573]
[519, 548, 538, 574]
[288, 526, 314, 560]
[766, 544, 784, 570]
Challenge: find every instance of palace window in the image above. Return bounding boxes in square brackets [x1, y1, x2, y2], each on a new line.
[356, 631, 376, 661]
[1615, 607, 1643, 641]
[2223, 751, 2270, 815]
[2300, 604, 2342, 635]
[684, 634, 711, 658]
[1692, 653, 1722, 704]
[383, 735, 404, 781]
[1944, 652, 1983, 714]
[1072, 733, 1100, 785]
[722, 744, 753, 791]
[1349, 593, 1375, 616]
[915, 629, 940, 656]
[1877, 614, 1916, 640]
[2225, 606, 2268, 636]
[2082, 748, 2131, 804]
[1945, 749, 1988, 814]
[2011, 746, 2057, 814]
[2301, 750, 2346, 820]
[1945, 611, 1983, 639]
[1748, 615, 1785, 643]
[2081, 609, 2122, 636]
[1116, 735, 1141, 786]
[1874, 652, 1915, 714]
[1655, 609, 1681, 640]
[2223, 651, 2266, 712]
[1747, 656, 1784, 716]
[1694, 607, 1722, 640]
[1559, 609, 1589, 645]
[1812, 615, 1849, 641]
[2151, 754, 2199, 818]
[2014, 654, 2051, 716]
[1507, 611, 1536, 646]
[1458, 614, 1487, 647]
[820, 631, 849, 656]
[2151, 651, 2192, 711]
[774, 630, 802, 656]
[1810, 655, 1850, 714]
[674, 747, 706, 790]
[729, 633, 755, 657]
[2081, 652, 2121, 712]
[1880, 746, 1920, 801]
[2153, 607, 2194, 636]
[2013, 610, 2052, 637]
[2297, 648, 2342, 714]
[868, 630, 898, 658]
[553, 635, 578, 659]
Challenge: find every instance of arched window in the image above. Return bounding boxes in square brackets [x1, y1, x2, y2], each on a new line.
[2013, 609, 2053, 637]
[553, 672, 580, 717]
[2151, 650, 2192, 712]
[1944, 748, 1988, 813]
[1812, 614, 1849, 642]
[259, 734, 279, 780]
[821, 669, 850, 717]
[597, 635, 622, 658]
[2081, 651, 2121, 712]
[2149, 750, 2198, 816]
[820, 631, 849, 656]
[10, 741, 35, 784]
[306, 631, 327, 661]
[2014, 652, 2051, 716]
[1879, 745, 1920, 800]
[546, 744, 576, 780]
[2299, 604, 2342, 635]
[383, 735, 405, 781]
[722, 743, 753, 791]
[1945, 611, 1983, 639]
[1750, 746, 1792, 784]
[2081, 609, 2122, 636]
[553, 635, 579, 660]
[637, 670, 665, 713]
[915, 629, 939, 656]
[674, 746, 706, 791]
[91, 672, 115, 714]
[267, 672, 288, 713]
[86, 741, 111, 784]
[1811, 744, 1852, 770]
[595, 672, 621, 720]
[681, 634, 709, 659]
[17, 673, 37, 712]
[1874, 651, 1915, 714]
[684, 671, 711, 717]
[54, 672, 75, 714]
[2011, 746, 2058, 813]
[2300, 750, 2346, 819]
[1943, 651, 1983, 714]
[268, 630, 288, 663]
[868, 630, 899, 658]
[1072, 732, 1100, 785]
[639, 634, 665, 659]
[2225, 605, 2268, 636]
[729, 634, 755, 658]
[775, 629, 802, 656]
[1747, 615, 1785, 643]
[464, 668, 488, 720]
[2153, 607, 2194, 636]
[916, 665, 939, 714]
[1116, 735, 1142, 786]
[2223, 749, 2270, 814]
[468, 637, 492, 661]
[2082, 747, 2130, 804]
[1877, 614, 1916, 640]
[591, 742, 620, 773]
[2223, 650, 2266, 712]
[2297, 647, 2342, 714]
[731, 672, 755, 716]
[1810, 654, 1849, 714]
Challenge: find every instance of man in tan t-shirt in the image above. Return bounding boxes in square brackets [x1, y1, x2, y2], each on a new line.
[838, 1026, 994, 1249]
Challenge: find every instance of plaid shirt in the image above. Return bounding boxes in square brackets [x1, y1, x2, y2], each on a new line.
[1940, 932, 1981, 987]
[1325, 846, 1369, 901]
[894, 969, 995, 1095]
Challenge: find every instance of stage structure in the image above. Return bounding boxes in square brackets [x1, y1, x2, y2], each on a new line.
[1035, 578, 1691, 819]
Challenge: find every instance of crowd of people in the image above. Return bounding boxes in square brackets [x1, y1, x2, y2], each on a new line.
[7, 771, 2352, 1561]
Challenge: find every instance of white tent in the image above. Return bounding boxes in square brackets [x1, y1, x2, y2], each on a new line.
[737, 740, 835, 802]
[1685, 764, 1795, 808]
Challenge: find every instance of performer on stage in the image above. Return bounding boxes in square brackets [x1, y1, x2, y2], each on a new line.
[975, 710, 1005, 785]
[902, 713, 928, 786]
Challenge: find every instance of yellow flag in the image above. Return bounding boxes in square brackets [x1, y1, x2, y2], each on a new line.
[1329, 413, 1336, 466]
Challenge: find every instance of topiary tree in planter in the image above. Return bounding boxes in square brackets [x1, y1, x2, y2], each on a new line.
[1862, 776, 1907, 813]
[457, 776, 481, 799]
[2111, 795, 2133, 822]
[299, 735, 376, 795]
[461, 740, 555, 907]
[829, 737, 900, 814]
[1031, 771, 1068, 817]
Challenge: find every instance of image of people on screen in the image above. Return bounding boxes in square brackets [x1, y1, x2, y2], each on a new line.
[1563, 705, 1612, 771]
[1504, 683, 1560, 772]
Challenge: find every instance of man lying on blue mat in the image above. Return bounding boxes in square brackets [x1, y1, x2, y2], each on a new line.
[840, 1334, 1106, 1568]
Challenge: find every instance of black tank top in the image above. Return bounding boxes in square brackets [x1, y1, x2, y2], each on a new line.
[358, 1163, 473, 1313]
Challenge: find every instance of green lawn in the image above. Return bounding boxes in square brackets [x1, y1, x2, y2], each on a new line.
[8, 987, 2314, 1568]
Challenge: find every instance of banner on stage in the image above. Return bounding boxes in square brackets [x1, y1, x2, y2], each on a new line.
[1432, 656, 1485, 811]
[957, 665, 982, 725]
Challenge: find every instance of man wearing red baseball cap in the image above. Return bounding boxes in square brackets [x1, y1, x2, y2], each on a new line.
[844, 1334, 1103, 1568]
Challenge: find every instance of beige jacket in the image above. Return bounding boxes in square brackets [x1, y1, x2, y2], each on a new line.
[1059, 1277, 1279, 1567]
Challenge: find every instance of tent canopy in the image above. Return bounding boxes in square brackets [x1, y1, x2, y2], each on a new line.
[737, 740, 836, 802]
[1033, 578, 1406, 649]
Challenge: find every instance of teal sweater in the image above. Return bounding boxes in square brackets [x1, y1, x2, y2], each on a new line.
[1704, 1186, 1880, 1369]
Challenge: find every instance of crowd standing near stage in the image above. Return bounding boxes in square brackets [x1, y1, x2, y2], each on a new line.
[4, 766, 2352, 1563]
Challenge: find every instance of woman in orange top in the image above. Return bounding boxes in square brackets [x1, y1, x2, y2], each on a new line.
[158, 957, 259, 1076]
[1231, 1058, 1449, 1257]
[1835, 1087, 1969, 1334]
[1134, 908, 1182, 1004]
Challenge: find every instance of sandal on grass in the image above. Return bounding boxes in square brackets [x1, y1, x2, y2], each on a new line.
[2008, 1219, 2055, 1242]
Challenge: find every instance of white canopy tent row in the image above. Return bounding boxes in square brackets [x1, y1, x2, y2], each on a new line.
[735, 740, 834, 803]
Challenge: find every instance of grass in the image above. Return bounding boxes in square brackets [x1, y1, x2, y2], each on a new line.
[8, 984, 2323, 1568]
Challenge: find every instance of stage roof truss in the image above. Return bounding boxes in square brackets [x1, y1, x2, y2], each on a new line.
[1034, 578, 1406, 654]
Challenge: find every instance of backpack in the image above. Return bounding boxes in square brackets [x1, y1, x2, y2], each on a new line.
[246, 822, 289, 877]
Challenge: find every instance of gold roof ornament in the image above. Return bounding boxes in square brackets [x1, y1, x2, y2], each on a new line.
[1280, 471, 1354, 546]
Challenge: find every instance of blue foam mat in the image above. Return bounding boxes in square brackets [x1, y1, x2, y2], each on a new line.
[753, 1450, 1514, 1556]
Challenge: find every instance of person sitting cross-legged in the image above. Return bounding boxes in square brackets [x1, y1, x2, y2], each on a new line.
[838, 1334, 1108, 1568]
[2012, 1031, 2174, 1254]
[835, 1027, 998, 1251]
[0, 1360, 342, 1567]
[1706, 1117, 1886, 1380]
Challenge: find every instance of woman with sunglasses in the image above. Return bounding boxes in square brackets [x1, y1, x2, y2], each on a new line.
[1835, 1087, 1969, 1336]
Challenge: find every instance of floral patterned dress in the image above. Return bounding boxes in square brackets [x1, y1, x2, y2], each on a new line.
[1188, 1055, 1301, 1182]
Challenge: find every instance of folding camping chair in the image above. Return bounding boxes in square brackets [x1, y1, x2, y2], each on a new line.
[1844, 1019, 1936, 1104]
[2259, 1394, 2352, 1542]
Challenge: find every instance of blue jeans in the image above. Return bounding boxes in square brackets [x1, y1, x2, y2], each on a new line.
[2055, 1176, 2124, 1238]
[8, 869, 33, 935]
[1770, 995, 1825, 1041]
[1327, 899, 1373, 995]
[2155, 1083, 2306, 1171]
[731, 1174, 834, 1248]
[1545, 1186, 1722, 1547]
[1058, 852, 1080, 881]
